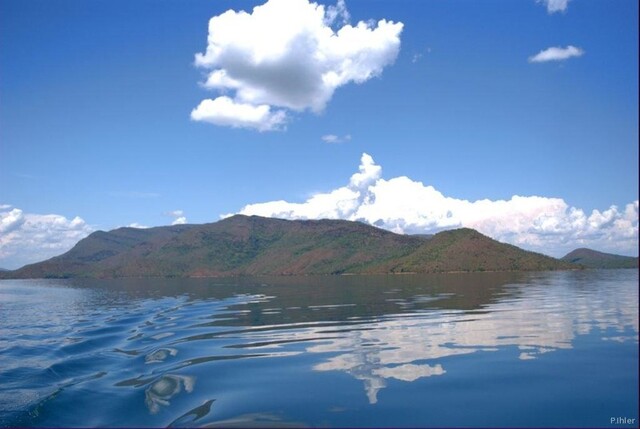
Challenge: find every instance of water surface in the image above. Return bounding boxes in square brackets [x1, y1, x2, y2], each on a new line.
[0, 270, 637, 427]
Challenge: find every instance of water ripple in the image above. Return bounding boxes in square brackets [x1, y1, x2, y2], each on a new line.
[0, 271, 637, 427]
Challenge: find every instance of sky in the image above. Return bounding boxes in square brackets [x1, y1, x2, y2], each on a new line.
[0, 0, 638, 269]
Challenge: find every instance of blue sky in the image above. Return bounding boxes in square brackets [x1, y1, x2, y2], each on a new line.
[1, 0, 638, 269]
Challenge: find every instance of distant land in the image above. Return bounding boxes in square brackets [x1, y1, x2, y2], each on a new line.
[0, 215, 580, 279]
[561, 248, 639, 269]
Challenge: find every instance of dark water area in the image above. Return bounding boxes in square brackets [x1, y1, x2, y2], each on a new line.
[0, 270, 637, 427]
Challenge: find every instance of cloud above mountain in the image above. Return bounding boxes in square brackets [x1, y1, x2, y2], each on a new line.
[231, 153, 639, 257]
[168, 210, 188, 225]
[0, 206, 192, 269]
[0, 206, 94, 269]
[191, 0, 403, 131]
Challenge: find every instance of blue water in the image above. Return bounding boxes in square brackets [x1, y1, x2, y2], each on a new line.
[0, 270, 637, 427]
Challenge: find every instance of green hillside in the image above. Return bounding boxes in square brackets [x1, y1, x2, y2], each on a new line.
[1, 215, 577, 279]
[388, 228, 573, 273]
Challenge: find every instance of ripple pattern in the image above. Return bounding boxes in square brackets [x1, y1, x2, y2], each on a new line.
[0, 271, 637, 427]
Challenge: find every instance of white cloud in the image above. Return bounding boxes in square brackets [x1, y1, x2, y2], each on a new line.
[191, 97, 287, 132]
[172, 217, 187, 226]
[529, 45, 584, 63]
[230, 154, 639, 257]
[0, 204, 193, 269]
[0, 205, 93, 270]
[325, 0, 350, 27]
[127, 223, 150, 229]
[537, 0, 570, 14]
[321, 133, 351, 143]
[167, 210, 188, 225]
[0, 208, 25, 235]
[192, 0, 403, 131]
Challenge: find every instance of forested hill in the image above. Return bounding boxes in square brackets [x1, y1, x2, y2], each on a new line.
[1, 215, 577, 278]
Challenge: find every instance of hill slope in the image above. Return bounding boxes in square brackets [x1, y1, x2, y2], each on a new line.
[561, 248, 639, 269]
[2, 215, 576, 278]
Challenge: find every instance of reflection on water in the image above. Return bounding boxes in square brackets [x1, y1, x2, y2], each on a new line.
[145, 374, 195, 414]
[167, 399, 215, 428]
[307, 272, 639, 403]
[145, 347, 178, 364]
[0, 270, 637, 427]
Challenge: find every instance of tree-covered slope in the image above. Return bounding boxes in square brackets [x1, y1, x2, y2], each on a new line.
[1, 215, 577, 278]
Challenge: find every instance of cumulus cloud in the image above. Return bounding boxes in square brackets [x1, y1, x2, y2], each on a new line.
[537, 0, 570, 14]
[325, 0, 350, 26]
[167, 210, 188, 225]
[321, 133, 351, 143]
[192, 0, 403, 131]
[230, 154, 639, 257]
[0, 205, 93, 270]
[191, 97, 287, 132]
[529, 45, 584, 63]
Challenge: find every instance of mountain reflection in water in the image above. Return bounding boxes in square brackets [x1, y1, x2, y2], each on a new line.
[0, 270, 637, 427]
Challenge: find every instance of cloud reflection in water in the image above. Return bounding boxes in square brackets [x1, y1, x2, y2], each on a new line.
[307, 275, 638, 403]
[145, 374, 195, 414]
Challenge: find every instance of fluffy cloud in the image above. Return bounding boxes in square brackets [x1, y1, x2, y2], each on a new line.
[529, 45, 584, 63]
[191, 97, 287, 132]
[191, 0, 403, 131]
[0, 205, 93, 270]
[537, 0, 570, 14]
[0, 205, 193, 269]
[231, 154, 639, 257]
[324, 0, 350, 26]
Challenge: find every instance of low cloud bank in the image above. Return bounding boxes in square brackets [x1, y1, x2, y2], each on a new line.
[0, 206, 191, 269]
[0, 206, 94, 269]
[231, 153, 639, 257]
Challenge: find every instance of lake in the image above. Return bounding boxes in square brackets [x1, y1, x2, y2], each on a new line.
[0, 270, 637, 428]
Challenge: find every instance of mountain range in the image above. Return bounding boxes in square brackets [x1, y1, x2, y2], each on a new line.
[0, 215, 583, 279]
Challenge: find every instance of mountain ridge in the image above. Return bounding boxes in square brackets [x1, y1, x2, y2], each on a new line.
[561, 248, 638, 269]
[1, 215, 578, 278]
